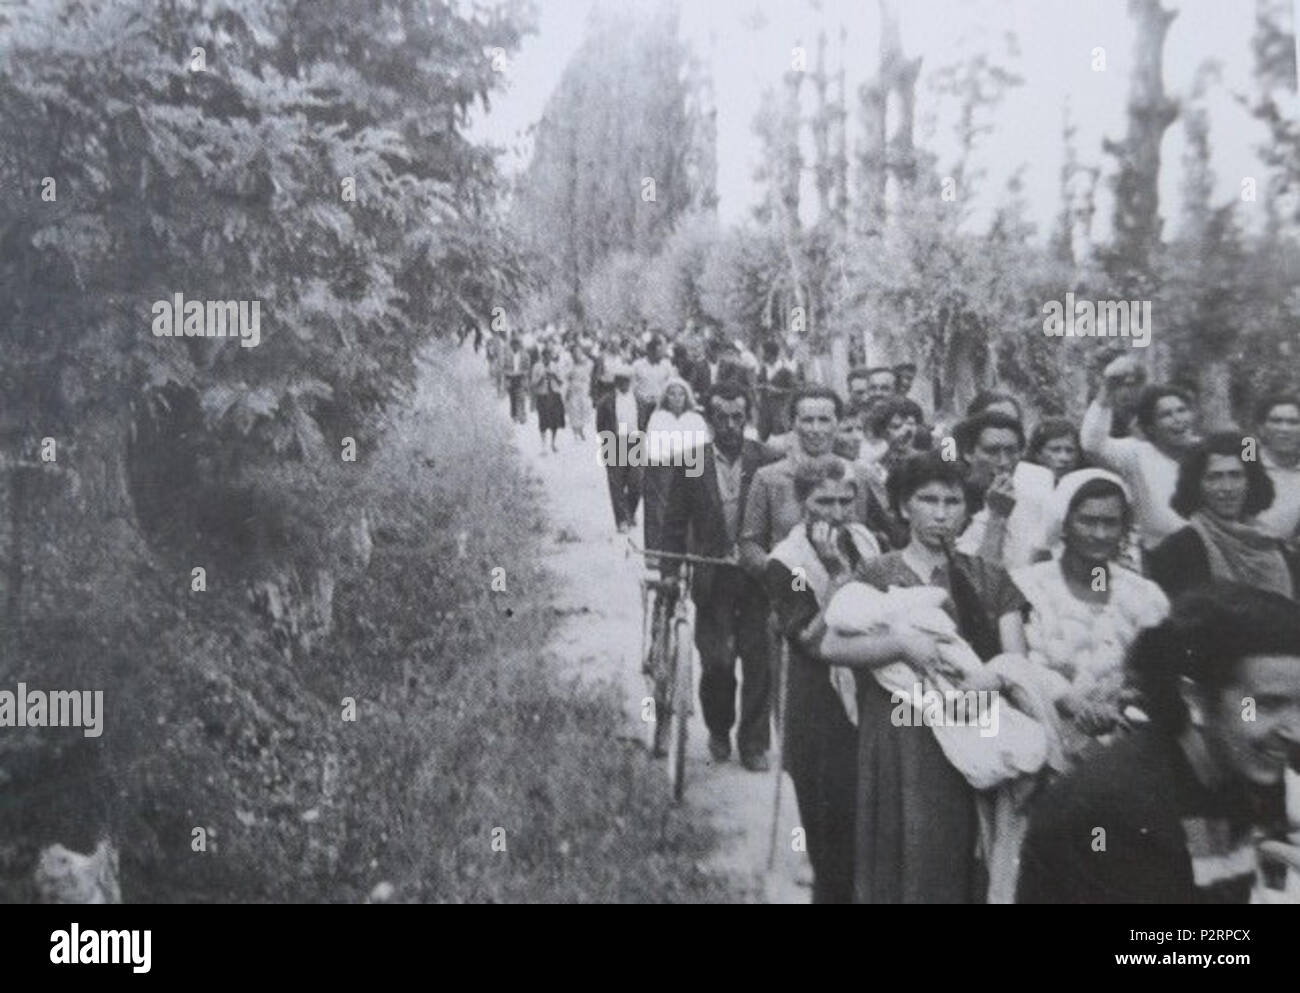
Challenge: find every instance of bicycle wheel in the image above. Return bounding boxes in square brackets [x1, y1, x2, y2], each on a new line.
[667, 617, 693, 803]
[649, 598, 673, 756]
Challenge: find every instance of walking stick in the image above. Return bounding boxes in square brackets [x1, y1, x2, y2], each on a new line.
[766, 636, 789, 871]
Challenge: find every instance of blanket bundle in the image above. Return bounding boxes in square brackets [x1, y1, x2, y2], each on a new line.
[823, 582, 1065, 790]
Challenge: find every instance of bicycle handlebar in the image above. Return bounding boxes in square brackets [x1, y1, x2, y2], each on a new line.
[625, 538, 735, 568]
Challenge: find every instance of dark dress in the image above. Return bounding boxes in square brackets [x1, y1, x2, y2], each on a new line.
[766, 559, 860, 905]
[851, 551, 1027, 903]
[532, 366, 566, 432]
[1146, 525, 1300, 601]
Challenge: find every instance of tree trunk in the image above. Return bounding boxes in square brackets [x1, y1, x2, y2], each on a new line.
[829, 335, 849, 400]
[1198, 357, 1234, 430]
[4, 466, 25, 665]
[1103, 0, 1178, 380]
[878, 0, 922, 201]
[856, 81, 887, 234]
[811, 32, 833, 222]
[833, 29, 850, 235]
[778, 67, 808, 337]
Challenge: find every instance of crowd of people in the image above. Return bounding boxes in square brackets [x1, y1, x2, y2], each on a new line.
[476, 318, 1300, 904]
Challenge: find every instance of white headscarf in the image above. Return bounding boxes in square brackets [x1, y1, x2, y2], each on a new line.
[657, 375, 697, 412]
[1043, 468, 1131, 549]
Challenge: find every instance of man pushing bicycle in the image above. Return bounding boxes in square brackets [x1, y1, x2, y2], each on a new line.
[660, 381, 782, 771]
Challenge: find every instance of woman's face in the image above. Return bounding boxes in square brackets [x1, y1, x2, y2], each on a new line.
[803, 478, 858, 527]
[901, 481, 967, 550]
[835, 420, 865, 460]
[1063, 494, 1126, 564]
[886, 414, 917, 452]
[1152, 395, 1196, 448]
[1261, 403, 1300, 458]
[1200, 453, 1249, 521]
[664, 384, 688, 414]
[1040, 434, 1080, 478]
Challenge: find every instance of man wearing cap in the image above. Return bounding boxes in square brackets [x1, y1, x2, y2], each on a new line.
[596, 361, 643, 533]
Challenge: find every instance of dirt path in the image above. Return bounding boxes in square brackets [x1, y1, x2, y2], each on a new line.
[503, 388, 810, 903]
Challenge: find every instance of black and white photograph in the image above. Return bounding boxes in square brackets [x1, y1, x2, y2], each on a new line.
[2, 0, 1300, 944]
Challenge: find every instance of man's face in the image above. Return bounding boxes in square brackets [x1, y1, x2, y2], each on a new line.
[966, 426, 1022, 484]
[1199, 654, 1300, 788]
[866, 371, 897, 401]
[709, 397, 748, 449]
[1152, 395, 1196, 449]
[1261, 403, 1300, 457]
[886, 414, 918, 452]
[793, 398, 838, 457]
[647, 343, 661, 362]
[895, 367, 916, 394]
[1040, 435, 1080, 477]
[901, 481, 968, 549]
[615, 377, 631, 394]
[848, 377, 871, 407]
[804, 478, 858, 527]
[1064, 494, 1126, 564]
[1201, 453, 1248, 521]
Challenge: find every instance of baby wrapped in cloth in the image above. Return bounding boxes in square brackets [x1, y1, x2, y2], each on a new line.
[823, 582, 1062, 790]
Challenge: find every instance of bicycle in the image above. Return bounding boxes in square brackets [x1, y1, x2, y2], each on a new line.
[628, 539, 733, 804]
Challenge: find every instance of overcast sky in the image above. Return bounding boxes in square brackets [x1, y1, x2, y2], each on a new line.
[469, 0, 1296, 241]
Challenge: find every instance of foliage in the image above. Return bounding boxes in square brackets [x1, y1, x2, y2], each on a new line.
[513, 0, 711, 321]
[0, 0, 540, 897]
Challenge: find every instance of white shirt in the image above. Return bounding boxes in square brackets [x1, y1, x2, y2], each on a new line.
[1257, 448, 1300, 541]
[1081, 399, 1186, 549]
[1011, 559, 1170, 701]
[632, 357, 674, 403]
[614, 390, 639, 434]
[957, 460, 1055, 567]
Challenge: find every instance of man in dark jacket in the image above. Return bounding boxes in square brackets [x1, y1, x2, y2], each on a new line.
[662, 381, 782, 770]
[596, 364, 643, 533]
[1017, 584, 1300, 903]
[757, 340, 799, 441]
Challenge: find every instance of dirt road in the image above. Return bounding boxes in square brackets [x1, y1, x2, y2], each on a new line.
[507, 403, 810, 903]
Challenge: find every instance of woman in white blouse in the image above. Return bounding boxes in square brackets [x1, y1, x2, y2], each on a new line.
[982, 469, 1170, 902]
[642, 377, 708, 553]
[1011, 469, 1170, 765]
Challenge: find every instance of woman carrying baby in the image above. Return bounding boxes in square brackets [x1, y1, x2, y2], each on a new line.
[819, 451, 1029, 903]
